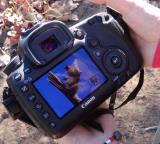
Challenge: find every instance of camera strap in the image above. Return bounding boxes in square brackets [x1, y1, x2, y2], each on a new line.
[110, 68, 144, 110]
[105, 7, 145, 110]
[84, 68, 144, 133]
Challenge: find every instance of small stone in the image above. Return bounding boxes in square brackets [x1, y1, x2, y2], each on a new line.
[70, 14, 79, 21]
[0, 112, 9, 123]
[39, 136, 51, 144]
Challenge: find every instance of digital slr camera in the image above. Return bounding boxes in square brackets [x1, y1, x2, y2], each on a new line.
[3, 10, 142, 138]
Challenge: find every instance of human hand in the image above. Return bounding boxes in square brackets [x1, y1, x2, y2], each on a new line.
[57, 103, 117, 144]
[88, 0, 160, 67]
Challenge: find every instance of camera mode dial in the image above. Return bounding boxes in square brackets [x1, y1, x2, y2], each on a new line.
[103, 49, 127, 75]
[3, 56, 21, 75]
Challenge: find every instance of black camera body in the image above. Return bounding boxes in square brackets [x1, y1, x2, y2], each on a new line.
[3, 12, 142, 138]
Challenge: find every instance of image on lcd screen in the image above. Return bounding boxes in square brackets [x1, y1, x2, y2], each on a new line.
[34, 48, 107, 118]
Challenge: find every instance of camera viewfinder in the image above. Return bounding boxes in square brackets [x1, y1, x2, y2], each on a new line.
[41, 37, 58, 53]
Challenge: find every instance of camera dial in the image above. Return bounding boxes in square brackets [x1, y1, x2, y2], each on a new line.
[103, 49, 127, 75]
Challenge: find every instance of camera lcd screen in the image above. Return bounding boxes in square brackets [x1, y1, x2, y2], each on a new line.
[33, 48, 107, 118]
[41, 37, 58, 53]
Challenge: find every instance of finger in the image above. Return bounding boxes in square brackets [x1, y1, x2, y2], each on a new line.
[57, 103, 116, 144]
[97, 113, 116, 131]
[57, 125, 92, 144]
[95, 102, 116, 134]
[98, 102, 108, 108]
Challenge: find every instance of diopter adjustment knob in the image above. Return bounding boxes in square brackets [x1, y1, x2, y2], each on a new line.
[103, 49, 127, 75]
[3, 56, 21, 75]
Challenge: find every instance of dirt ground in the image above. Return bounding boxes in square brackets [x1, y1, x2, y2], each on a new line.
[115, 68, 160, 144]
[0, 1, 160, 144]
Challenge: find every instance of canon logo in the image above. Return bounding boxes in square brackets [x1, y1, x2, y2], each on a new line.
[81, 96, 96, 109]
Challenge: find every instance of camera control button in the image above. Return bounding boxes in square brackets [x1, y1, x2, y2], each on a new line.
[49, 122, 56, 129]
[24, 68, 31, 74]
[95, 51, 101, 57]
[28, 94, 36, 102]
[111, 56, 122, 67]
[14, 73, 22, 81]
[90, 40, 98, 47]
[103, 49, 127, 74]
[21, 85, 29, 93]
[35, 103, 43, 111]
[42, 112, 50, 120]
[87, 38, 99, 48]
